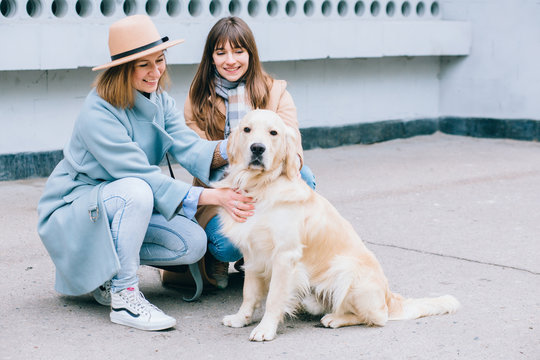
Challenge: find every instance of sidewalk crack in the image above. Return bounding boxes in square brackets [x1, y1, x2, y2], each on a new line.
[366, 241, 539, 275]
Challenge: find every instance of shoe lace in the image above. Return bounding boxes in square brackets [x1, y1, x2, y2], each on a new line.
[121, 289, 162, 315]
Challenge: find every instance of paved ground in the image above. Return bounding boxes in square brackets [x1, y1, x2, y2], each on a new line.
[1, 133, 539, 359]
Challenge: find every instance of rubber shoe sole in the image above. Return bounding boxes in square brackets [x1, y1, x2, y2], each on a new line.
[110, 309, 176, 331]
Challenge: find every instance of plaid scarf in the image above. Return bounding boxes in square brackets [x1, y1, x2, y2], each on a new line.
[214, 71, 251, 139]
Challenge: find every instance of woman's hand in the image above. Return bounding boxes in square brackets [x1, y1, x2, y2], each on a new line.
[199, 188, 255, 223]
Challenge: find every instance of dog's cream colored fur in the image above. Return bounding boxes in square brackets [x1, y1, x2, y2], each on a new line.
[215, 109, 460, 341]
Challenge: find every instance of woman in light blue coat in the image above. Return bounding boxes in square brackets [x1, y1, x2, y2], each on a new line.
[37, 15, 254, 332]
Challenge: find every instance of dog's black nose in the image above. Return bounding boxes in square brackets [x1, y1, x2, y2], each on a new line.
[250, 143, 266, 156]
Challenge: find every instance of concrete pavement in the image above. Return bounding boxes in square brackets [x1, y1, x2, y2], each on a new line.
[1, 133, 539, 359]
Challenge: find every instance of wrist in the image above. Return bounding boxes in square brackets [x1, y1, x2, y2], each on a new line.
[199, 188, 219, 206]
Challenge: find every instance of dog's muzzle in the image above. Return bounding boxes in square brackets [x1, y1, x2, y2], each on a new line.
[249, 143, 266, 167]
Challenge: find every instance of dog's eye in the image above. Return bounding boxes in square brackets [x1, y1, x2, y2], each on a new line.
[243, 127, 251, 133]
[270, 130, 278, 136]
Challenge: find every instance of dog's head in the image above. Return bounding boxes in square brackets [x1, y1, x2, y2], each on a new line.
[227, 109, 299, 181]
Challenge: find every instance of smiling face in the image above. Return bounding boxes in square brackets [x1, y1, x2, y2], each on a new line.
[212, 41, 250, 82]
[131, 51, 166, 93]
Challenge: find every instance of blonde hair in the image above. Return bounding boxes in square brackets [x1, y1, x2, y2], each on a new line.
[94, 59, 171, 109]
[188, 16, 272, 140]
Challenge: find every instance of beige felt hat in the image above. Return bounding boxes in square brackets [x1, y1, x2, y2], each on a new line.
[92, 15, 184, 71]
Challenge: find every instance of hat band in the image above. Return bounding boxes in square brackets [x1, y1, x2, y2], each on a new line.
[110, 36, 169, 61]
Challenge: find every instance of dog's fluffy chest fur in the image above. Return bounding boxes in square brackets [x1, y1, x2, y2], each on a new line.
[218, 179, 310, 274]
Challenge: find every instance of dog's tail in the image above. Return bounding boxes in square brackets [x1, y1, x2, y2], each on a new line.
[386, 292, 460, 321]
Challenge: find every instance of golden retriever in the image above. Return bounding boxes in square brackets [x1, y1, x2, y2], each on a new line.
[214, 109, 460, 342]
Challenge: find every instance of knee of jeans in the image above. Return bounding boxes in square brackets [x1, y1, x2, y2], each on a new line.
[121, 177, 154, 212]
[140, 221, 207, 266]
[208, 237, 242, 262]
[206, 216, 242, 262]
[187, 226, 207, 263]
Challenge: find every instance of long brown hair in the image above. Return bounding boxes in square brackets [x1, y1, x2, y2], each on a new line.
[94, 55, 170, 109]
[189, 16, 272, 140]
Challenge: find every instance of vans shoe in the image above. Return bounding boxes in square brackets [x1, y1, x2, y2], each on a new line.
[110, 286, 176, 331]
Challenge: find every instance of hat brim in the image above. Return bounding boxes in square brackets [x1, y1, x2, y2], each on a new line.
[92, 39, 184, 71]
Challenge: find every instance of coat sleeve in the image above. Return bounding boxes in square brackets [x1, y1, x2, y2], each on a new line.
[76, 100, 190, 220]
[162, 93, 220, 185]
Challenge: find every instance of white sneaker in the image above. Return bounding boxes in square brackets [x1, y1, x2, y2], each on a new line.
[91, 280, 111, 306]
[110, 286, 176, 331]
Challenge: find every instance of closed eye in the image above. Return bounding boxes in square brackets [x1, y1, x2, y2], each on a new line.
[270, 130, 278, 136]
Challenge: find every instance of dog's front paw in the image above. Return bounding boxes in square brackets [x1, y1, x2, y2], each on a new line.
[223, 313, 251, 328]
[249, 323, 277, 342]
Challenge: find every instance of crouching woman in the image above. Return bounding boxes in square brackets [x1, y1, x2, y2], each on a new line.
[37, 15, 252, 332]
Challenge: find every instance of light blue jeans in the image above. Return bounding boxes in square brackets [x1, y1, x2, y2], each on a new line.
[102, 177, 207, 293]
[206, 164, 316, 262]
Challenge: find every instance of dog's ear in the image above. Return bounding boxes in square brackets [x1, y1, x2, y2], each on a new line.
[283, 126, 301, 180]
[226, 126, 241, 167]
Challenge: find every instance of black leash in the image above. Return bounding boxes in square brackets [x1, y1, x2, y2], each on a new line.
[165, 153, 175, 179]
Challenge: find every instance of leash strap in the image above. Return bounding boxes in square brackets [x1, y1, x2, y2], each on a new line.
[165, 153, 175, 179]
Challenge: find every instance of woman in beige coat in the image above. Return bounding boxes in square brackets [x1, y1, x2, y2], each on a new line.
[183, 17, 316, 288]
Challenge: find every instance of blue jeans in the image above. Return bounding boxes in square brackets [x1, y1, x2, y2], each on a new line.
[102, 177, 207, 293]
[300, 164, 316, 190]
[206, 164, 316, 262]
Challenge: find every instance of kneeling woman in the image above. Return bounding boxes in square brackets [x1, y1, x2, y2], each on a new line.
[37, 15, 252, 331]
[183, 16, 316, 289]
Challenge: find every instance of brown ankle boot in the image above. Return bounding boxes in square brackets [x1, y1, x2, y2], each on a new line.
[206, 255, 229, 289]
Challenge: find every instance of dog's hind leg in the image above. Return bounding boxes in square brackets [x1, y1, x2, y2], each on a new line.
[321, 277, 389, 328]
[223, 270, 266, 328]
[321, 312, 369, 328]
[321, 303, 388, 328]
[320, 291, 389, 328]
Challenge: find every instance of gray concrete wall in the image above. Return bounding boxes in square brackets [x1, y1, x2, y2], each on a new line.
[0, 56, 440, 153]
[267, 57, 440, 128]
[1, 0, 470, 156]
[1, 0, 539, 163]
[439, 0, 540, 120]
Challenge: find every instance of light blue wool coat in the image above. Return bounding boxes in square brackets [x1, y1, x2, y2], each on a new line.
[37, 89, 220, 296]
